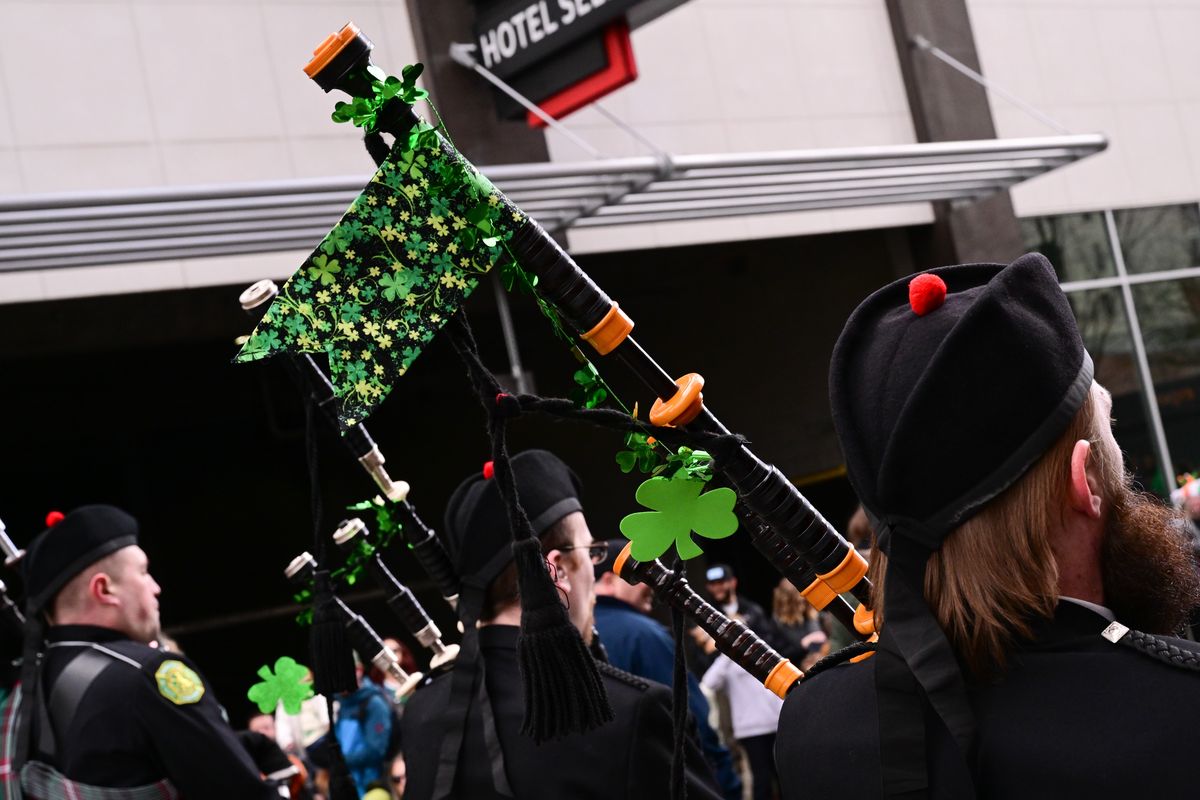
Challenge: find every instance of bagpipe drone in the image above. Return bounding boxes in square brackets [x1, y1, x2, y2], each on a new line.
[235, 22, 880, 751]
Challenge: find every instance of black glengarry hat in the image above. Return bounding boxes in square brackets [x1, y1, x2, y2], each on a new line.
[21, 505, 139, 612]
[443, 449, 583, 600]
[831, 253, 1093, 546]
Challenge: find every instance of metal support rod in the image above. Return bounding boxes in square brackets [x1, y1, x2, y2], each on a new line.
[911, 33, 1072, 135]
[1103, 209, 1176, 492]
[448, 43, 603, 159]
[491, 271, 531, 395]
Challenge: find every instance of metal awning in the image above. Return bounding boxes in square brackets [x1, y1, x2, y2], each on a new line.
[0, 134, 1106, 273]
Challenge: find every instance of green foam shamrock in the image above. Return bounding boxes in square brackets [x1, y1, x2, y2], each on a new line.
[247, 656, 314, 715]
[619, 476, 739, 561]
[236, 99, 524, 427]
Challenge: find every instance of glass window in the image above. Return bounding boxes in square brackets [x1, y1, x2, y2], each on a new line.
[1020, 212, 1116, 282]
[1130, 278, 1200, 493]
[1114, 203, 1200, 275]
[1066, 288, 1161, 492]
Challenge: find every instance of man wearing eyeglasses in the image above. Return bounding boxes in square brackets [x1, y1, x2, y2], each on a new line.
[400, 449, 721, 800]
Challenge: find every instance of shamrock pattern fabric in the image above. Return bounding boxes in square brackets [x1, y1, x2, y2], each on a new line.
[236, 119, 524, 427]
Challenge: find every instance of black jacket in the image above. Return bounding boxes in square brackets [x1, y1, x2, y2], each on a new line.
[31, 624, 274, 797]
[402, 624, 722, 800]
[776, 602, 1200, 799]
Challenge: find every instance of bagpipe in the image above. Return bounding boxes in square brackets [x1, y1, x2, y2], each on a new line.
[614, 541, 804, 698]
[294, 25, 878, 636]
[237, 22, 880, 746]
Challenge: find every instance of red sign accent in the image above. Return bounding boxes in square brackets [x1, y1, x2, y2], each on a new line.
[526, 20, 638, 128]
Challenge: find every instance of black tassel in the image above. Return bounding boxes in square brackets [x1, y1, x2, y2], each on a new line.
[323, 696, 360, 800]
[669, 603, 688, 800]
[309, 570, 357, 697]
[513, 537, 612, 743]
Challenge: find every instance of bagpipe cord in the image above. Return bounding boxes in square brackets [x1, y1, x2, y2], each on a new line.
[670, 597, 688, 800]
[304, 399, 358, 800]
[446, 311, 614, 742]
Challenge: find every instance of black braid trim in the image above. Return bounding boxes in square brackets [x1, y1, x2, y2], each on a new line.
[803, 641, 877, 680]
[1120, 629, 1200, 672]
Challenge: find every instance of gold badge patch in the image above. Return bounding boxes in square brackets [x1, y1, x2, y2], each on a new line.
[155, 659, 205, 705]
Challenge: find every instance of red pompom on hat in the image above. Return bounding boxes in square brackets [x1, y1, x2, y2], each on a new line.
[908, 273, 947, 316]
[482, 461, 495, 480]
[44, 511, 65, 528]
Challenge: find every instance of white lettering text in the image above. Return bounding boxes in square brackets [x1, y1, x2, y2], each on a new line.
[496, 20, 518, 58]
[479, 29, 501, 68]
[558, 0, 576, 25]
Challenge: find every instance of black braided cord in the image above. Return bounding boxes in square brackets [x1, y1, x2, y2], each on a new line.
[803, 641, 878, 681]
[1118, 628, 1200, 671]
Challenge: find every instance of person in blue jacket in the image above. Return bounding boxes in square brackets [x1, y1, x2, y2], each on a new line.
[335, 671, 393, 796]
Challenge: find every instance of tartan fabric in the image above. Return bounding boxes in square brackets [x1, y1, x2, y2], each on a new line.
[0, 686, 22, 800]
[19, 763, 178, 800]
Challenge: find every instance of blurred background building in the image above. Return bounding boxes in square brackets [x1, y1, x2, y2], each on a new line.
[1, 0, 1198, 702]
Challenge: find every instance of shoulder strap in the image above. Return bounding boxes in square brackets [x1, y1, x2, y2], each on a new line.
[36, 645, 138, 759]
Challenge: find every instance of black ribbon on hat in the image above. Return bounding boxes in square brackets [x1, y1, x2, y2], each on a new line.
[874, 521, 976, 799]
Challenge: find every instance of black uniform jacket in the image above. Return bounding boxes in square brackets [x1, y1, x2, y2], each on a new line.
[402, 625, 723, 800]
[32, 624, 274, 798]
[776, 602, 1200, 799]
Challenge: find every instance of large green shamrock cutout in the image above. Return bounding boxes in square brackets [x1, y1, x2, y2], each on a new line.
[247, 656, 314, 714]
[619, 476, 739, 561]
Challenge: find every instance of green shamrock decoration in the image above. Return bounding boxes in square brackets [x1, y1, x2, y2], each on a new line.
[247, 656, 314, 715]
[616, 432, 658, 474]
[619, 476, 739, 561]
[237, 74, 525, 427]
[571, 363, 608, 409]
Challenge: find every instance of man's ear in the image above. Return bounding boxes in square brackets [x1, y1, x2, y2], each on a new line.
[88, 572, 119, 607]
[545, 549, 571, 593]
[1069, 439, 1103, 519]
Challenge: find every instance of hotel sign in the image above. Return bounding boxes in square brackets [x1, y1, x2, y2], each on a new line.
[474, 0, 641, 78]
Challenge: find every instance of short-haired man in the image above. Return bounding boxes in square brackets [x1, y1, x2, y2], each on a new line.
[777, 255, 1200, 797]
[11, 505, 275, 797]
[401, 450, 721, 800]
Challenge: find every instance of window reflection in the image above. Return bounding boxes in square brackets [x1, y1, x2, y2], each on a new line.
[1020, 212, 1115, 282]
[1114, 204, 1200, 275]
[1066, 289, 1159, 491]
[1131, 278, 1200, 493]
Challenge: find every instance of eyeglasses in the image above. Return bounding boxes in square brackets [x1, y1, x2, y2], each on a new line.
[556, 541, 609, 565]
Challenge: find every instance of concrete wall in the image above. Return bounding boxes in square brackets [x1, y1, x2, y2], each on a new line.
[0, 0, 420, 302]
[968, 0, 1200, 215]
[538, 0, 934, 253]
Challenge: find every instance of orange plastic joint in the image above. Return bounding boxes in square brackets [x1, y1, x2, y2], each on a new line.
[613, 541, 635, 580]
[580, 303, 634, 356]
[305, 23, 361, 78]
[853, 603, 877, 636]
[799, 576, 837, 611]
[763, 659, 803, 699]
[816, 547, 869, 595]
[649, 373, 705, 428]
[850, 633, 879, 663]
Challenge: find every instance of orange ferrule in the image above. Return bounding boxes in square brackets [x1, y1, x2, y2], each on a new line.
[850, 633, 879, 663]
[580, 303, 634, 356]
[764, 659, 803, 699]
[613, 541, 634, 579]
[816, 547, 869, 595]
[649, 373, 705, 428]
[305, 23, 361, 78]
[853, 603, 877, 636]
[799, 576, 837, 611]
